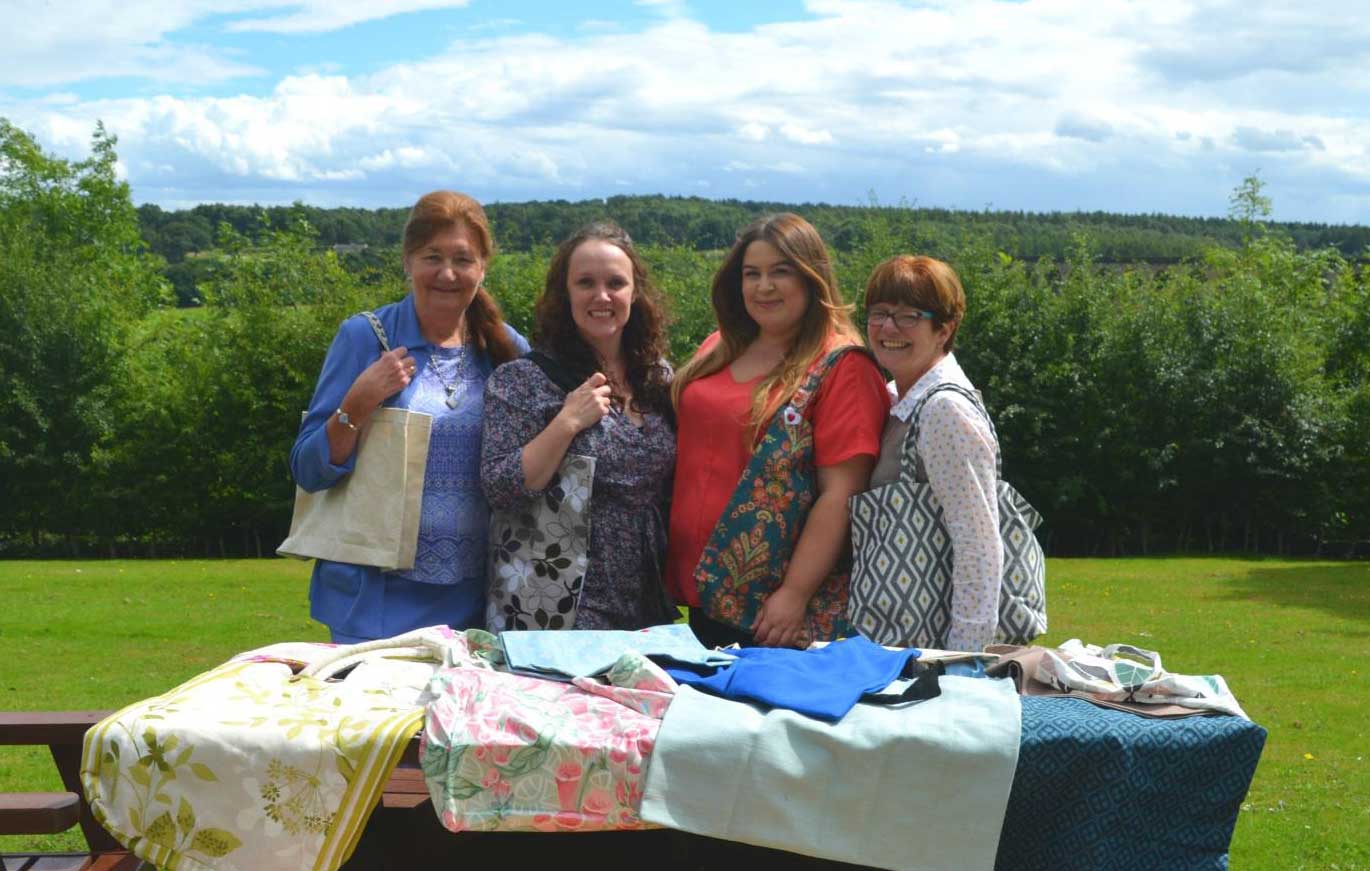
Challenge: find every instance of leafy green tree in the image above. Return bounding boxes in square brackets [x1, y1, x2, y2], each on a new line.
[0, 119, 169, 550]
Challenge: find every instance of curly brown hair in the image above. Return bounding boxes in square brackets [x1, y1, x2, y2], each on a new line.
[532, 221, 673, 418]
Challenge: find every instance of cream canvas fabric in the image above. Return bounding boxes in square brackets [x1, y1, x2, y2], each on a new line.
[79, 628, 461, 871]
[278, 406, 432, 571]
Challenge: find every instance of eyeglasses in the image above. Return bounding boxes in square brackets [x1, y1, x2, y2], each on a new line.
[866, 309, 935, 329]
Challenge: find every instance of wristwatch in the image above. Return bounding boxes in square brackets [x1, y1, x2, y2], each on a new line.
[335, 408, 358, 432]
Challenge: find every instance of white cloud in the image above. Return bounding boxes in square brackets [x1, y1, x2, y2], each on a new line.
[227, 0, 473, 34]
[5, 0, 1368, 220]
[738, 123, 769, 143]
[1055, 113, 1113, 143]
[779, 124, 833, 146]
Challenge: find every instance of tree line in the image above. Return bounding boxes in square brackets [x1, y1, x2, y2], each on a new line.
[140, 192, 1370, 307]
[3, 119, 1368, 559]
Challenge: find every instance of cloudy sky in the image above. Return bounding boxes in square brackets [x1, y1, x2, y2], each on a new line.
[4, 0, 1367, 222]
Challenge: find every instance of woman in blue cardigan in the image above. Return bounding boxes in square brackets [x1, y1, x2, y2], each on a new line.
[290, 190, 527, 642]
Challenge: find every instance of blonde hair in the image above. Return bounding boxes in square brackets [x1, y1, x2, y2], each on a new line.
[672, 213, 861, 440]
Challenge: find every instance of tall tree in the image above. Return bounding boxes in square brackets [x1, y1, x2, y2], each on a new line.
[0, 119, 169, 549]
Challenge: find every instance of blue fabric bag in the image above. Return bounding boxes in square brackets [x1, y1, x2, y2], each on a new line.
[667, 634, 938, 722]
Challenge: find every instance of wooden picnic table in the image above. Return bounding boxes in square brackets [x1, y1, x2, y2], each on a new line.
[0, 712, 790, 871]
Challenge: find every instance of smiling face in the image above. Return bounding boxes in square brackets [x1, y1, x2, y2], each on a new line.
[867, 303, 953, 390]
[567, 239, 635, 359]
[404, 222, 486, 324]
[741, 239, 811, 342]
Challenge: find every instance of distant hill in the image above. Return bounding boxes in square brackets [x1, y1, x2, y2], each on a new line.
[138, 193, 1370, 265]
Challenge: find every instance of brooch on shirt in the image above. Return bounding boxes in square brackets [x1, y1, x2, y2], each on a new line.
[782, 405, 803, 426]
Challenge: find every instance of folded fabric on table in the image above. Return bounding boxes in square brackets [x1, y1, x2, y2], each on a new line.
[988, 639, 1248, 719]
[81, 626, 467, 871]
[498, 622, 735, 679]
[641, 675, 1021, 871]
[995, 696, 1266, 871]
[666, 634, 934, 722]
[422, 649, 674, 833]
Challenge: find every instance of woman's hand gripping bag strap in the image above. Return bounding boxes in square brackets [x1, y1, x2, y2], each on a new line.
[693, 347, 872, 646]
[278, 311, 433, 571]
[847, 381, 1047, 648]
[485, 350, 596, 632]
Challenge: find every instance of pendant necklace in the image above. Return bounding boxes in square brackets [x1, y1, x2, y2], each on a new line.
[429, 347, 469, 409]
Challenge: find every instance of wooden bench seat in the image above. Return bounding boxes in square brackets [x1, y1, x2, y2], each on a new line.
[0, 713, 143, 871]
[0, 792, 80, 836]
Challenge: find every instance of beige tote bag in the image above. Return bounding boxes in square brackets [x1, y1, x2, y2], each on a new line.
[278, 313, 432, 570]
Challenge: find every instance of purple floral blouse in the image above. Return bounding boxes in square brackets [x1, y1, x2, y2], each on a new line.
[480, 358, 677, 630]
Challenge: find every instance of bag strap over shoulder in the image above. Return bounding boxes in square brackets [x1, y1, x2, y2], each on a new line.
[901, 382, 1003, 482]
[361, 311, 391, 353]
[525, 349, 585, 396]
[787, 345, 875, 415]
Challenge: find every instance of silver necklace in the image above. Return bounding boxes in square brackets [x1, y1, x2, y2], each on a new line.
[429, 347, 469, 409]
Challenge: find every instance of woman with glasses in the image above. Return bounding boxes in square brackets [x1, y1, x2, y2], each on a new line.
[859, 255, 1003, 651]
[665, 213, 889, 649]
[290, 190, 528, 643]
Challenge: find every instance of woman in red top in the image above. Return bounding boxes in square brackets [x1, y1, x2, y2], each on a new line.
[666, 213, 890, 648]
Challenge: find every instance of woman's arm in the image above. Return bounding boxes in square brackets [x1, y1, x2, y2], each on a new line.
[517, 372, 613, 490]
[752, 454, 875, 647]
[919, 394, 1003, 652]
[289, 314, 418, 489]
[326, 346, 415, 464]
[481, 365, 612, 506]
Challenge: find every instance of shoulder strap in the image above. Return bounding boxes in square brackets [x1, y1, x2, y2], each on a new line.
[901, 382, 1002, 481]
[787, 345, 875, 415]
[525, 349, 586, 395]
[360, 311, 390, 353]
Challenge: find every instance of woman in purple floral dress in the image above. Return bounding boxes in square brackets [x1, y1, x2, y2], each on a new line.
[480, 221, 676, 630]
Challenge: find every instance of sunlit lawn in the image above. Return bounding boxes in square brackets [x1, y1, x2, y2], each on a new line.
[1, 556, 1367, 869]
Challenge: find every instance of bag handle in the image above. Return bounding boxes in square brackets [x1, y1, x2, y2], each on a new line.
[525, 349, 585, 395]
[860, 658, 942, 706]
[900, 382, 1002, 483]
[361, 310, 391, 353]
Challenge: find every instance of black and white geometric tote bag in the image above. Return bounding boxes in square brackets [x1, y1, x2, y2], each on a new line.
[849, 383, 1046, 649]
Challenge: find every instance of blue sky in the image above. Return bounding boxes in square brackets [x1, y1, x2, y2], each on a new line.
[3, 0, 1367, 223]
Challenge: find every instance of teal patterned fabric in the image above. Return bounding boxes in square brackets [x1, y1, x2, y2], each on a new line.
[995, 697, 1266, 871]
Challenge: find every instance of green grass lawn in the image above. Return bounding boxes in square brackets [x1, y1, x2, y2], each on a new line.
[2, 556, 1367, 868]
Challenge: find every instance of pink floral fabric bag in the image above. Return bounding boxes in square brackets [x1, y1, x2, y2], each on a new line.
[421, 649, 674, 833]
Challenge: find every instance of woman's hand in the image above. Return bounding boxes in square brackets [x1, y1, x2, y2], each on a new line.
[752, 585, 810, 648]
[554, 372, 613, 434]
[344, 346, 416, 416]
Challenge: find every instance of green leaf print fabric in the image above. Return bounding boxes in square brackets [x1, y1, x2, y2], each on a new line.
[80, 627, 478, 871]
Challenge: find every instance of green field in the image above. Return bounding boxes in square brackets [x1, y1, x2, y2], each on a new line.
[2, 557, 1367, 868]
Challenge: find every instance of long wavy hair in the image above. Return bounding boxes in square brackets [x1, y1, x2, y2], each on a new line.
[402, 190, 520, 365]
[532, 221, 673, 418]
[671, 212, 861, 440]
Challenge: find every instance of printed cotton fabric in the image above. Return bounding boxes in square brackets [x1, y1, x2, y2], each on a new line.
[996, 696, 1266, 871]
[1034, 639, 1249, 719]
[79, 629, 461, 871]
[422, 648, 675, 833]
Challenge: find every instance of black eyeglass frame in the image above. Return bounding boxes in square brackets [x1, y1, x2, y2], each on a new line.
[865, 308, 936, 329]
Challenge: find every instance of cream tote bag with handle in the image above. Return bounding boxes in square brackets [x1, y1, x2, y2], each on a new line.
[278, 312, 432, 571]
